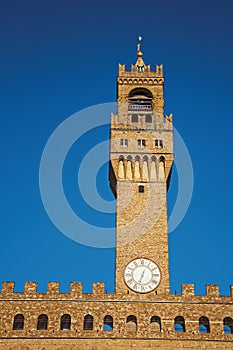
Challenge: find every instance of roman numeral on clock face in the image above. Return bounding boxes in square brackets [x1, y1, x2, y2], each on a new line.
[126, 279, 133, 285]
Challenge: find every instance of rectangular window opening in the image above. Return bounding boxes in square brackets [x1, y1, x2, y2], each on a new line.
[139, 185, 144, 193]
[145, 114, 152, 123]
[120, 139, 128, 147]
[138, 139, 146, 148]
[132, 114, 138, 123]
[155, 139, 163, 148]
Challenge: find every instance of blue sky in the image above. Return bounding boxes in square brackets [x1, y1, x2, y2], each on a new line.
[1, 0, 233, 295]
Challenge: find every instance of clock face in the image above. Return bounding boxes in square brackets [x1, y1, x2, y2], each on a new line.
[124, 258, 161, 293]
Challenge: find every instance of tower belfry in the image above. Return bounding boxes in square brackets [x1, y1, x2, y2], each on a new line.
[110, 38, 174, 295]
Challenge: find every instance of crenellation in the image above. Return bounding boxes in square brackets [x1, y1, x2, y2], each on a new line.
[1, 282, 14, 295]
[156, 64, 163, 76]
[230, 285, 233, 297]
[47, 282, 60, 295]
[24, 282, 37, 296]
[118, 63, 126, 73]
[70, 282, 83, 298]
[118, 64, 163, 77]
[130, 64, 136, 72]
[92, 282, 105, 295]
[0, 282, 233, 301]
[181, 284, 195, 297]
[206, 284, 220, 297]
[166, 113, 173, 123]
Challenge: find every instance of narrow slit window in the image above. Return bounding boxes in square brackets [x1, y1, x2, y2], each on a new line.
[139, 185, 144, 193]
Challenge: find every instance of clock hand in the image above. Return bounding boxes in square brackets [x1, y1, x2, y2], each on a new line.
[138, 269, 145, 283]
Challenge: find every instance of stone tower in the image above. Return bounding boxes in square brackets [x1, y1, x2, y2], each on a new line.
[1, 39, 233, 350]
[110, 38, 174, 295]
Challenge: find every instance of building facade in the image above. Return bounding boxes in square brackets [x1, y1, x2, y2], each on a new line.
[0, 41, 233, 350]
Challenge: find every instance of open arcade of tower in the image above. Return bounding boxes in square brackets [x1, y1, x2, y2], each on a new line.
[0, 40, 233, 350]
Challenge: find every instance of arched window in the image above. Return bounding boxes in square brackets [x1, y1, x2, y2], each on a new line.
[223, 317, 233, 334]
[84, 314, 93, 330]
[128, 88, 152, 112]
[150, 316, 161, 332]
[60, 314, 71, 330]
[118, 157, 125, 180]
[158, 157, 165, 181]
[137, 66, 144, 72]
[199, 316, 210, 333]
[13, 314, 24, 330]
[174, 316, 185, 332]
[150, 156, 157, 181]
[126, 315, 137, 332]
[159, 155, 165, 162]
[103, 315, 113, 331]
[37, 314, 48, 330]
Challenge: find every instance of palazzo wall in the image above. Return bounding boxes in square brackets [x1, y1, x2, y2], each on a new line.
[0, 282, 233, 349]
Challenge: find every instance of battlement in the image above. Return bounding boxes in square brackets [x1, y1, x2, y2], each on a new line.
[118, 63, 163, 77]
[1, 282, 233, 301]
[0, 282, 105, 299]
[181, 284, 222, 298]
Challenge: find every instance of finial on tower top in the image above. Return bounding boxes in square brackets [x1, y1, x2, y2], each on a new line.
[136, 35, 145, 71]
[137, 35, 143, 56]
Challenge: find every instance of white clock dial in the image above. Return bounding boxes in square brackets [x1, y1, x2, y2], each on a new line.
[124, 258, 161, 293]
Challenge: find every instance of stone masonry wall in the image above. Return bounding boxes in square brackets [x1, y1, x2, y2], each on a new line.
[0, 282, 233, 349]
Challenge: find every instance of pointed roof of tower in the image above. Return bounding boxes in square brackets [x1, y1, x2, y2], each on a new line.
[135, 36, 145, 70]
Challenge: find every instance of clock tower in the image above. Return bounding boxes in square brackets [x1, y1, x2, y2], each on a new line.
[110, 38, 174, 295]
[1, 38, 233, 350]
